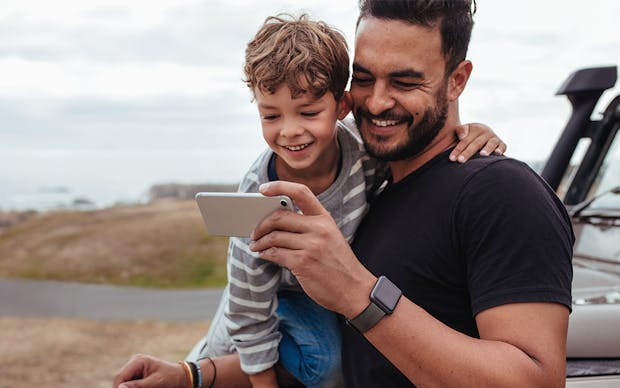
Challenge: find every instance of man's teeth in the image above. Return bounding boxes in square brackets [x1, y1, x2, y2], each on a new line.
[371, 119, 400, 127]
[286, 143, 311, 151]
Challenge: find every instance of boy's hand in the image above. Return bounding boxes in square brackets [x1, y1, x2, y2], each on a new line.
[450, 123, 507, 163]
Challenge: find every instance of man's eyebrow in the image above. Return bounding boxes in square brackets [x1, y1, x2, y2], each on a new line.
[352, 63, 371, 74]
[352, 63, 424, 79]
[390, 69, 424, 78]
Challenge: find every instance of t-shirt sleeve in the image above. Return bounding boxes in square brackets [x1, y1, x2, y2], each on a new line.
[454, 159, 574, 315]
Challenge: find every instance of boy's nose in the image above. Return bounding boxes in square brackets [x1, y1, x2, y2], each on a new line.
[279, 119, 304, 137]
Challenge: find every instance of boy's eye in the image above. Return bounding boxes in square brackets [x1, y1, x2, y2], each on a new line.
[301, 111, 320, 117]
[262, 114, 279, 121]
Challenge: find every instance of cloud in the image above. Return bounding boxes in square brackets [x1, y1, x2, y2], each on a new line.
[0, 1, 334, 66]
[0, 93, 262, 151]
[1, 0, 619, 185]
[0, 0, 360, 100]
[0, 58, 244, 98]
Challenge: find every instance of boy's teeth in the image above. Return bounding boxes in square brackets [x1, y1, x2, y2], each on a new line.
[372, 119, 399, 127]
[286, 143, 310, 151]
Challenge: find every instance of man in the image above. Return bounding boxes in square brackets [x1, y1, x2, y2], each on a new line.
[113, 1, 573, 387]
[250, 0, 573, 386]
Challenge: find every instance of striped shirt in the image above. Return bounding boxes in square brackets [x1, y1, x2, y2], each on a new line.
[225, 118, 388, 374]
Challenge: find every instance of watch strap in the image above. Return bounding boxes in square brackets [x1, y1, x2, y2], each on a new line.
[346, 300, 386, 333]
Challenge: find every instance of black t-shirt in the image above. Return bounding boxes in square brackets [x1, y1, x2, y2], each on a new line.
[342, 149, 574, 387]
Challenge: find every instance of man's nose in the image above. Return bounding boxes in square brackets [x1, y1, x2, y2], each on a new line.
[366, 82, 395, 115]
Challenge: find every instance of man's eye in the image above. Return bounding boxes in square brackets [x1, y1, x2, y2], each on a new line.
[393, 81, 420, 89]
[351, 76, 373, 86]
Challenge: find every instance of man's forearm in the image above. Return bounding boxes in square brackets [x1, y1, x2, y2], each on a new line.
[358, 298, 567, 387]
[248, 367, 278, 388]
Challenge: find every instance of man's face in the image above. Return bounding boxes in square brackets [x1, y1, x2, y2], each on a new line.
[351, 17, 450, 161]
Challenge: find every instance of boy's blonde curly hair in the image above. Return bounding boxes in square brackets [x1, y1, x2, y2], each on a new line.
[244, 14, 349, 101]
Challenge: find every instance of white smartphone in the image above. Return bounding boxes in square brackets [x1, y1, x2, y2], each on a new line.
[195, 192, 295, 237]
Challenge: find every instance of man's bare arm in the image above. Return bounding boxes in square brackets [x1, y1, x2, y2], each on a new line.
[361, 300, 568, 387]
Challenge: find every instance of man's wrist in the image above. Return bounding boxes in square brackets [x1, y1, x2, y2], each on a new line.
[177, 362, 192, 388]
[346, 276, 402, 333]
[342, 274, 378, 320]
[248, 367, 278, 387]
[198, 357, 216, 388]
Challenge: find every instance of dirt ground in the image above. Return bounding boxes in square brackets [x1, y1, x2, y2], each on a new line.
[0, 317, 210, 388]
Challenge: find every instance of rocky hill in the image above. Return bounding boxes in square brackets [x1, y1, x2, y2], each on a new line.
[148, 183, 238, 201]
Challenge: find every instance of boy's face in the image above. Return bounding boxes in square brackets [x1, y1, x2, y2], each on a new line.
[255, 85, 350, 176]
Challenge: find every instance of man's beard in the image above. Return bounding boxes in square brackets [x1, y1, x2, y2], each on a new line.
[354, 84, 449, 162]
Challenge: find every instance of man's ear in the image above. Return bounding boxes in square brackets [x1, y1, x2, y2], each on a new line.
[447, 60, 473, 101]
[338, 91, 352, 120]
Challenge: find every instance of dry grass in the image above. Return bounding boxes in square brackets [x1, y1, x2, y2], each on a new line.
[0, 317, 210, 388]
[0, 201, 226, 387]
[0, 200, 229, 288]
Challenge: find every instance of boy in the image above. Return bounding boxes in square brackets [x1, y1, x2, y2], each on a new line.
[189, 14, 504, 388]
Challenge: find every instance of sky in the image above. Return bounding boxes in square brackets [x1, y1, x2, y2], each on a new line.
[1, 0, 619, 208]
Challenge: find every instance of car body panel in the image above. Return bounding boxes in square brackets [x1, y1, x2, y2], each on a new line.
[540, 66, 620, 384]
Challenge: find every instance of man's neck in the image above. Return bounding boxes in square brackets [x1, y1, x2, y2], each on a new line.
[389, 116, 460, 183]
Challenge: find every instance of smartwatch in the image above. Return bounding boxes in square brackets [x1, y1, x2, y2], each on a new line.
[347, 276, 402, 333]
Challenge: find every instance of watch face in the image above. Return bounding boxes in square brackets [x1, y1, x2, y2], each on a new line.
[370, 276, 402, 313]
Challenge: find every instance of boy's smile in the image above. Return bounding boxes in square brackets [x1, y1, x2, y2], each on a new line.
[279, 140, 315, 161]
[254, 84, 350, 192]
[283, 143, 311, 151]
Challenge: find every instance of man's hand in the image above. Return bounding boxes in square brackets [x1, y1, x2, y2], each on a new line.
[112, 354, 186, 388]
[250, 181, 376, 318]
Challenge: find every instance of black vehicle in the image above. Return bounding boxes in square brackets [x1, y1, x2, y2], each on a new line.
[541, 65, 620, 386]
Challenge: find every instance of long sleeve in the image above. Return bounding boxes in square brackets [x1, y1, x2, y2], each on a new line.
[225, 236, 283, 374]
[221, 149, 285, 374]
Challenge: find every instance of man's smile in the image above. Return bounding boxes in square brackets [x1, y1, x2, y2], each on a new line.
[371, 118, 402, 127]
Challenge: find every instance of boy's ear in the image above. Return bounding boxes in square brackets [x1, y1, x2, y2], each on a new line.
[337, 92, 352, 120]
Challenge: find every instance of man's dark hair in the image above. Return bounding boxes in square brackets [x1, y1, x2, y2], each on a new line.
[358, 0, 476, 75]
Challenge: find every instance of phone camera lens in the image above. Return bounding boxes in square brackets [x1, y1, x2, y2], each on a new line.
[280, 200, 287, 207]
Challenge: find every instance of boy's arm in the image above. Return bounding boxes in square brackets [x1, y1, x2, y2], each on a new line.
[226, 236, 283, 376]
[224, 160, 285, 378]
[450, 123, 507, 163]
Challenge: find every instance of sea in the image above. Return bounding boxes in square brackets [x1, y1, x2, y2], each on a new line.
[0, 146, 549, 213]
[0, 149, 254, 212]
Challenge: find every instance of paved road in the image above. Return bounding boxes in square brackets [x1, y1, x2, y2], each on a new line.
[0, 278, 224, 322]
